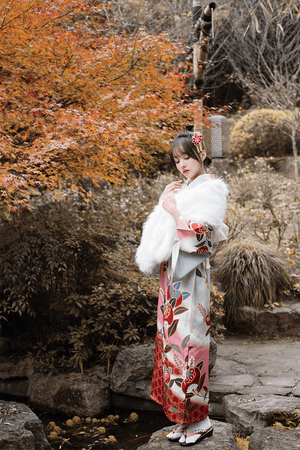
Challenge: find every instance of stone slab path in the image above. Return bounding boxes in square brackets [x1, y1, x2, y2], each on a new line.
[210, 335, 300, 417]
[137, 335, 300, 449]
[137, 420, 240, 450]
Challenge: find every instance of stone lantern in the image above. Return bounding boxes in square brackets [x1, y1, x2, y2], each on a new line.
[203, 115, 231, 159]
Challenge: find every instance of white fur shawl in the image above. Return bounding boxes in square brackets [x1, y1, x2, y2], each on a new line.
[135, 174, 228, 275]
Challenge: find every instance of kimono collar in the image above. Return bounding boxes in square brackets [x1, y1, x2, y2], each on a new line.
[184, 173, 216, 189]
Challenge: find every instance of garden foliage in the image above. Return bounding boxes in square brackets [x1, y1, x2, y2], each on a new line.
[230, 109, 300, 160]
[0, 0, 208, 208]
[0, 176, 172, 371]
[225, 158, 300, 248]
[2, 0, 300, 372]
[2, 159, 299, 369]
[211, 157, 300, 326]
[0, 173, 227, 372]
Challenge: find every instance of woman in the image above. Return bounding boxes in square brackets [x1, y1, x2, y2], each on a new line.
[136, 132, 228, 446]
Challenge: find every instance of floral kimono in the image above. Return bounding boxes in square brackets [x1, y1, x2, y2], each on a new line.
[150, 217, 213, 424]
[136, 173, 228, 425]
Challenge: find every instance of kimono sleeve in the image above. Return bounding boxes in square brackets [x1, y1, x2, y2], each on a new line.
[172, 217, 214, 281]
[177, 216, 213, 255]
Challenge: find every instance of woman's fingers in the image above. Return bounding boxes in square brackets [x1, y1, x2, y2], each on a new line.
[162, 192, 176, 210]
[160, 181, 182, 202]
[167, 181, 182, 192]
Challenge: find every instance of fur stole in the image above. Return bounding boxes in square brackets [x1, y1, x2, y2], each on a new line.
[136, 174, 228, 275]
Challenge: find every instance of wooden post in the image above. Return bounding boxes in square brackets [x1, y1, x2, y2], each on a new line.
[192, 2, 217, 132]
[193, 2, 216, 90]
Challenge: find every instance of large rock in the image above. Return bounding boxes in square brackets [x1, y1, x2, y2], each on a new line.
[294, 381, 300, 397]
[136, 420, 240, 449]
[28, 365, 110, 417]
[224, 394, 300, 436]
[0, 356, 34, 379]
[0, 401, 52, 450]
[232, 303, 300, 336]
[111, 344, 155, 399]
[249, 426, 300, 450]
[0, 356, 35, 399]
[210, 335, 300, 418]
[111, 340, 217, 399]
[210, 374, 257, 404]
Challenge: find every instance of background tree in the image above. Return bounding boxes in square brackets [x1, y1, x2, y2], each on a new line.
[1, 0, 299, 373]
[0, 0, 208, 209]
[0, 0, 217, 372]
[105, 0, 194, 42]
[203, 0, 300, 177]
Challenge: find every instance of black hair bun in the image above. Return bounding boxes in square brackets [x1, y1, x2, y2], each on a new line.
[205, 156, 212, 167]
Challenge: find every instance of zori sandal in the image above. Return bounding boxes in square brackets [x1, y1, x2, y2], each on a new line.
[166, 423, 188, 442]
[180, 417, 213, 446]
[180, 426, 213, 446]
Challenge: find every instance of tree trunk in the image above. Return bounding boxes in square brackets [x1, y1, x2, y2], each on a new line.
[192, 0, 202, 98]
[192, 0, 202, 31]
[193, 3, 216, 90]
[192, 1, 203, 132]
[192, 2, 216, 132]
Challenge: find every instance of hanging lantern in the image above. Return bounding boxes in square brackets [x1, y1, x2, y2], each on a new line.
[203, 115, 231, 159]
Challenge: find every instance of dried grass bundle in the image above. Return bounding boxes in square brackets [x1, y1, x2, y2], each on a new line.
[214, 242, 291, 327]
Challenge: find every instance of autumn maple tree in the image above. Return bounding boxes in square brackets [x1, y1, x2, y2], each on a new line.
[0, 0, 207, 209]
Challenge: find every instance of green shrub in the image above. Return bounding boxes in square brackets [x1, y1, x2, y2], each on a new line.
[0, 191, 114, 314]
[0, 176, 172, 371]
[224, 158, 300, 248]
[231, 108, 300, 159]
[32, 277, 158, 373]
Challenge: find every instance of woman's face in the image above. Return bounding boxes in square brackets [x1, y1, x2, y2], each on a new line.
[173, 147, 206, 181]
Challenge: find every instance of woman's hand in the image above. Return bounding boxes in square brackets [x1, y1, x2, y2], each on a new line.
[160, 181, 182, 224]
[159, 181, 182, 203]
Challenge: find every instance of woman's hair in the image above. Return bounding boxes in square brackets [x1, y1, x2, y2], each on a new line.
[169, 132, 212, 168]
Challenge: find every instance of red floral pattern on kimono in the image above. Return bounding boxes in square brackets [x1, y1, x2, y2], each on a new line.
[150, 218, 213, 425]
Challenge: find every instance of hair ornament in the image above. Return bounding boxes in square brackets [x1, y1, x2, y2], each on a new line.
[192, 131, 204, 153]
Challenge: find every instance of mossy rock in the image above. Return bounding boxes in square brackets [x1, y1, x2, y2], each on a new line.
[231, 108, 299, 159]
